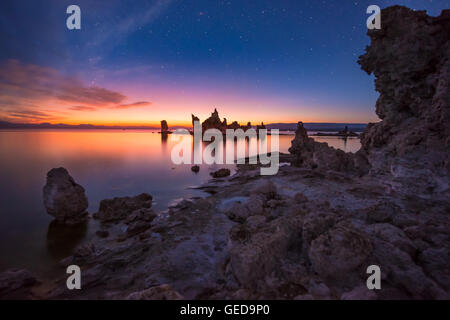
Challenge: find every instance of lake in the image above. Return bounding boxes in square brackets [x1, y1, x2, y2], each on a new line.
[0, 130, 360, 277]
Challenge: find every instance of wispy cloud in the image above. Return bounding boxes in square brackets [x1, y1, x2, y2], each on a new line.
[113, 101, 152, 109]
[5, 109, 62, 122]
[69, 106, 98, 111]
[0, 59, 126, 106]
[0, 59, 152, 122]
[69, 101, 152, 111]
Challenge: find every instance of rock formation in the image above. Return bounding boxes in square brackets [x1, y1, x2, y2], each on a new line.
[191, 114, 200, 127]
[289, 6, 450, 194]
[160, 120, 170, 134]
[93, 193, 153, 222]
[336, 125, 358, 137]
[289, 122, 369, 174]
[256, 122, 266, 131]
[200, 108, 228, 133]
[43, 168, 89, 225]
[357, 6, 450, 196]
[191, 108, 257, 134]
[0, 269, 38, 299]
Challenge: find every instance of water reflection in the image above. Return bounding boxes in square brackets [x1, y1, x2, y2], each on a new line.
[46, 220, 87, 260]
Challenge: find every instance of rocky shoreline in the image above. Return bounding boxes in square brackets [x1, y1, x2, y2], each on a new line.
[0, 6, 449, 300]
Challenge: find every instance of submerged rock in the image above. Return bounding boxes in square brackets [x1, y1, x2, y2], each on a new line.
[43, 167, 89, 225]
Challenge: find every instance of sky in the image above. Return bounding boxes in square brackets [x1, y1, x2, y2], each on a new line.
[0, 0, 447, 126]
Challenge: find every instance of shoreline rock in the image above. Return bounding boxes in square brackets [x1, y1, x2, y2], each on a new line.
[93, 193, 153, 222]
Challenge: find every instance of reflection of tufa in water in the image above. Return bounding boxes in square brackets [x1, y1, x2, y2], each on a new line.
[46, 220, 87, 260]
[171, 120, 280, 175]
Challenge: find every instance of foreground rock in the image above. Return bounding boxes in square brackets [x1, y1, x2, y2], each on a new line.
[93, 193, 153, 222]
[0, 269, 38, 299]
[43, 167, 89, 225]
[357, 6, 450, 197]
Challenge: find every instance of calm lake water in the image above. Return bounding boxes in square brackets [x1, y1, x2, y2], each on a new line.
[0, 130, 360, 276]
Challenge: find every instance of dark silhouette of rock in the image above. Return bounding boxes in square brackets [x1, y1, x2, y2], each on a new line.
[240, 121, 252, 131]
[192, 108, 257, 134]
[160, 120, 170, 134]
[210, 168, 231, 178]
[335, 125, 358, 137]
[202, 108, 228, 133]
[94, 193, 152, 222]
[256, 122, 266, 131]
[191, 114, 200, 127]
[43, 167, 89, 225]
[228, 121, 241, 130]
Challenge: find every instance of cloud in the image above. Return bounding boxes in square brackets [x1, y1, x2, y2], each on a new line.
[5, 109, 61, 122]
[69, 106, 98, 111]
[0, 59, 153, 122]
[0, 59, 126, 107]
[69, 101, 152, 111]
[113, 101, 152, 109]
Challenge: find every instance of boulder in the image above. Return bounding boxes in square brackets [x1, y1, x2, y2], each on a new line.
[43, 167, 89, 225]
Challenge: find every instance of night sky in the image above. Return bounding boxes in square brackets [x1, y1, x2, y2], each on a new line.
[0, 0, 447, 126]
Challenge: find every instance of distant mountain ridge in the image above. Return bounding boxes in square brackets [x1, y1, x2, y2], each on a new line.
[0, 120, 367, 132]
[0, 121, 161, 130]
